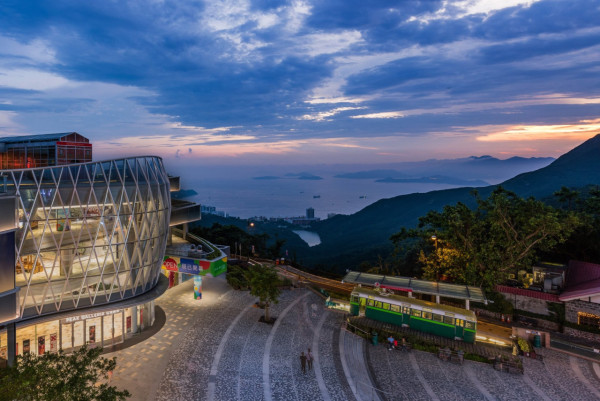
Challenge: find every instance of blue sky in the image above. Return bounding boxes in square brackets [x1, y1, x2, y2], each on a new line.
[0, 0, 599, 166]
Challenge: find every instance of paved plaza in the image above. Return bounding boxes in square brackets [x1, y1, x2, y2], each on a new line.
[107, 276, 600, 401]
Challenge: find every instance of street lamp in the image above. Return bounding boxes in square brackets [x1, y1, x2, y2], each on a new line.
[431, 235, 438, 250]
[431, 235, 439, 281]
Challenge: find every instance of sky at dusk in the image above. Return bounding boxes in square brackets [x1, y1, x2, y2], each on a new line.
[1, 0, 600, 168]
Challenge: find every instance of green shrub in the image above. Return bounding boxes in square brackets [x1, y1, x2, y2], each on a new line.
[563, 320, 600, 334]
[518, 338, 530, 352]
[473, 291, 514, 314]
[464, 353, 491, 363]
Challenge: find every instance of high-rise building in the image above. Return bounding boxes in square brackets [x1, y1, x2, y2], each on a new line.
[306, 207, 315, 219]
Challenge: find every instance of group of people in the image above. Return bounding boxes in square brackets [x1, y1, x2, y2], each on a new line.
[299, 348, 314, 374]
[387, 335, 408, 351]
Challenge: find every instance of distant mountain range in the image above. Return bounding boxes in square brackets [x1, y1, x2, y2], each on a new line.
[253, 172, 323, 180]
[302, 135, 600, 272]
[375, 175, 488, 186]
[333, 155, 554, 184]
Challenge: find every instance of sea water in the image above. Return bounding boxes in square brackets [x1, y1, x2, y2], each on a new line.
[177, 168, 466, 219]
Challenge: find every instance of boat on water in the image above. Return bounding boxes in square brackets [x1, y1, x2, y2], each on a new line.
[359, 195, 367, 199]
[313, 195, 321, 198]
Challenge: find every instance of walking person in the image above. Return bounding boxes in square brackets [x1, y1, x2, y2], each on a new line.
[307, 348, 314, 371]
[300, 351, 307, 374]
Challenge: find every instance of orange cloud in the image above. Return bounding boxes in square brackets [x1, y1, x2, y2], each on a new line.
[476, 119, 600, 142]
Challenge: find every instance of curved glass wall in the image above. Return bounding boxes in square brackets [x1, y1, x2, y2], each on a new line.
[0, 156, 171, 319]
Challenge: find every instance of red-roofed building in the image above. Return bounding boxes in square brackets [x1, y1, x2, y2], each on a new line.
[496, 260, 600, 331]
[560, 260, 600, 328]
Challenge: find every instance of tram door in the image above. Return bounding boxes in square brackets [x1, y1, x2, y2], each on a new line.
[455, 318, 464, 339]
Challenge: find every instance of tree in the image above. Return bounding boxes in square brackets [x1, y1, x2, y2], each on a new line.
[0, 346, 130, 401]
[397, 188, 579, 290]
[247, 265, 281, 322]
[554, 186, 579, 210]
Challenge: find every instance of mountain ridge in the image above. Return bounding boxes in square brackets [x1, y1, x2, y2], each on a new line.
[305, 134, 600, 271]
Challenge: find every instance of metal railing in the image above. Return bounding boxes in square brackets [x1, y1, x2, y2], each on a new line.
[171, 228, 224, 261]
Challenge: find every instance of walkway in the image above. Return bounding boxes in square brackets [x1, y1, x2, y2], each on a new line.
[367, 339, 600, 400]
[108, 278, 359, 401]
[106, 278, 600, 401]
[340, 329, 384, 401]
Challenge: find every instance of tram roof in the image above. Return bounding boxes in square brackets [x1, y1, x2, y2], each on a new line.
[342, 271, 486, 303]
[352, 287, 477, 319]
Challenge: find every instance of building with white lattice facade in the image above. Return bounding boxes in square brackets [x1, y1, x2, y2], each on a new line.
[0, 133, 203, 366]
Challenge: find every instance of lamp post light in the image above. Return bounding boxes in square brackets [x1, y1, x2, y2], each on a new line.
[431, 235, 439, 281]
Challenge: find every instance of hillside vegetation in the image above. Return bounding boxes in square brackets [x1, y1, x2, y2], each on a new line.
[306, 135, 600, 273]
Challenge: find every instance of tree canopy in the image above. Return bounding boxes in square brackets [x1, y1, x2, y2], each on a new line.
[0, 346, 130, 401]
[392, 188, 579, 290]
[246, 264, 281, 322]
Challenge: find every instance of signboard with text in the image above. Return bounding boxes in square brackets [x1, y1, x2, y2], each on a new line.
[162, 255, 227, 277]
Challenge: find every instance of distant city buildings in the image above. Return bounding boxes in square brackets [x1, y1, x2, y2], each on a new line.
[201, 205, 227, 217]
[306, 207, 314, 219]
[247, 208, 321, 227]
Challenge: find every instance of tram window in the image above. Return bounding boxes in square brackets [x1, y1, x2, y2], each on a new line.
[375, 301, 383, 309]
[412, 309, 422, 317]
[465, 321, 475, 329]
[456, 319, 464, 327]
[367, 299, 375, 307]
[351, 295, 359, 303]
[443, 316, 454, 325]
[432, 314, 443, 322]
[382, 303, 390, 310]
[390, 305, 400, 313]
[402, 306, 410, 314]
[422, 311, 432, 320]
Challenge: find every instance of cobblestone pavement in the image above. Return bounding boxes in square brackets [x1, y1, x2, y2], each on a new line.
[367, 339, 600, 401]
[110, 277, 355, 401]
[109, 277, 600, 401]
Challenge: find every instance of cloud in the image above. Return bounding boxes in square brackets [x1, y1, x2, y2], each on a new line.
[299, 106, 364, 121]
[0, 0, 599, 165]
[351, 111, 404, 119]
[476, 118, 600, 142]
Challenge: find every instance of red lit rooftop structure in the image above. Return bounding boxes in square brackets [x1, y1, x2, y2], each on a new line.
[0, 132, 92, 169]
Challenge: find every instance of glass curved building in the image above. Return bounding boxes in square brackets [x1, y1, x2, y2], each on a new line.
[0, 154, 175, 361]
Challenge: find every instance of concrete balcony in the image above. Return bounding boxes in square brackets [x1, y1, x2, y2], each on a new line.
[170, 199, 201, 226]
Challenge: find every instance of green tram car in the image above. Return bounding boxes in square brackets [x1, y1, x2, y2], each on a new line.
[350, 287, 477, 343]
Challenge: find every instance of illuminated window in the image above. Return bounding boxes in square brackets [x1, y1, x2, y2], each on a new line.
[367, 299, 375, 307]
[412, 309, 421, 317]
[390, 305, 400, 313]
[578, 312, 600, 327]
[465, 321, 475, 329]
[375, 301, 383, 309]
[382, 303, 390, 310]
[432, 314, 443, 322]
[443, 316, 454, 325]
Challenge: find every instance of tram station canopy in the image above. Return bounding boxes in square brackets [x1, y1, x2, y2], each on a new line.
[342, 271, 487, 304]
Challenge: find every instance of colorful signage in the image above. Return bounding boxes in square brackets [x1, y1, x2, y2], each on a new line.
[162, 255, 227, 277]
